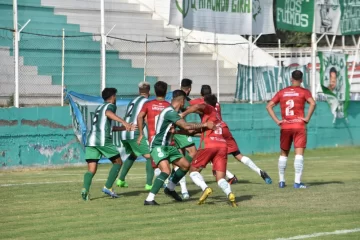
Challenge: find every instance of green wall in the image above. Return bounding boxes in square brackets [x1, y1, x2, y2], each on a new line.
[0, 102, 359, 168]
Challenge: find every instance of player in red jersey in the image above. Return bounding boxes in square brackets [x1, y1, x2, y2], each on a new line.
[137, 81, 170, 167]
[266, 70, 316, 189]
[181, 94, 237, 207]
[190, 85, 272, 185]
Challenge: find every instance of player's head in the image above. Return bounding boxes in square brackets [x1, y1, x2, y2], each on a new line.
[291, 70, 303, 86]
[154, 81, 168, 98]
[201, 85, 212, 97]
[102, 87, 117, 104]
[204, 94, 217, 107]
[138, 81, 151, 97]
[172, 89, 187, 108]
[181, 78, 192, 96]
[329, 67, 337, 91]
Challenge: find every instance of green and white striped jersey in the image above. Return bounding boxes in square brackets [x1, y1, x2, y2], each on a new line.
[120, 95, 148, 140]
[150, 106, 181, 149]
[86, 102, 117, 146]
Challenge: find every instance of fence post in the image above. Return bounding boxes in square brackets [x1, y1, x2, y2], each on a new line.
[278, 39, 282, 93]
[311, 32, 317, 100]
[61, 28, 65, 106]
[144, 34, 147, 82]
[248, 35, 253, 104]
[13, 0, 19, 107]
[179, 27, 184, 86]
[350, 37, 360, 85]
[100, 0, 106, 92]
[215, 34, 220, 102]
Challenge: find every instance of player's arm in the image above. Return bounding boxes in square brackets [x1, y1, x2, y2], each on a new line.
[112, 124, 137, 132]
[303, 97, 316, 123]
[180, 103, 207, 118]
[105, 110, 132, 131]
[136, 111, 146, 145]
[266, 101, 282, 126]
[175, 118, 215, 132]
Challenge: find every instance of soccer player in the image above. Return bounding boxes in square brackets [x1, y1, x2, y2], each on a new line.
[144, 90, 214, 205]
[182, 94, 237, 207]
[170, 78, 197, 199]
[266, 70, 316, 189]
[116, 82, 154, 191]
[81, 88, 132, 201]
[190, 85, 272, 185]
[137, 81, 170, 182]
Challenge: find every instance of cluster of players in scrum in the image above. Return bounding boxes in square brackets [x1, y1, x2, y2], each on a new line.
[81, 70, 316, 206]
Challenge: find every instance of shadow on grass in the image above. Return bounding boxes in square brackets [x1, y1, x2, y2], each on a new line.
[307, 181, 344, 186]
[206, 179, 260, 185]
[120, 190, 151, 197]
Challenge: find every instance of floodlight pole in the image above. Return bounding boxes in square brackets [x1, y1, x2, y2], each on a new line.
[179, 27, 184, 86]
[144, 34, 147, 82]
[215, 34, 220, 102]
[100, 0, 106, 93]
[13, 0, 19, 107]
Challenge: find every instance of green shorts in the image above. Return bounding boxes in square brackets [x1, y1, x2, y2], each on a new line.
[173, 134, 195, 149]
[85, 143, 119, 161]
[121, 138, 150, 157]
[150, 146, 183, 166]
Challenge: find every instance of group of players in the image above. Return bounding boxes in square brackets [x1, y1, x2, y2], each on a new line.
[81, 70, 316, 206]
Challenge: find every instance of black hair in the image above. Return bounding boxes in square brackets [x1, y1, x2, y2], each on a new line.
[102, 88, 117, 101]
[292, 70, 303, 81]
[181, 78, 193, 88]
[154, 81, 167, 97]
[329, 67, 337, 75]
[201, 85, 212, 96]
[204, 94, 217, 107]
[172, 89, 186, 99]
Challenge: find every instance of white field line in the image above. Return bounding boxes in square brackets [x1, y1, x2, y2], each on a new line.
[273, 228, 360, 240]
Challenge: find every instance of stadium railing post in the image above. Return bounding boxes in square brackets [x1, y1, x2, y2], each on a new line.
[144, 34, 147, 82]
[61, 28, 65, 106]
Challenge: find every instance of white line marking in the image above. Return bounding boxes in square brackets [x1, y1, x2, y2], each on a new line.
[273, 228, 360, 240]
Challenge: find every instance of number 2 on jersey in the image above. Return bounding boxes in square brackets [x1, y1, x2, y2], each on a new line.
[285, 99, 294, 116]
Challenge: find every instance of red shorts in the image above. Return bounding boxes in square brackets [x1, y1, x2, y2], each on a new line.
[222, 126, 240, 154]
[192, 148, 227, 172]
[280, 129, 307, 151]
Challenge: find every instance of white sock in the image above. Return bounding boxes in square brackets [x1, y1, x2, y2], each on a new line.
[241, 156, 261, 175]
[146, 192, 155, 202]
[174, 166, 179, 171]
[226, 170, 235, 179]
[179, 176, 188, 194]
[190, 172, 208, 191]
[278, 156, 288, 182]
[217, 178, 232, 196]
[167, 180, 176, 191]
[154, 168, 161, 177]
[294, 155, 304, 184]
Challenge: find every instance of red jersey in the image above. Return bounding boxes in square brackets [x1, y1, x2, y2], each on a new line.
[271, 86, 312, 130]
[139, 99, 170, 142]
[199, 104, 226, 149]
[190, 97, 223, 121]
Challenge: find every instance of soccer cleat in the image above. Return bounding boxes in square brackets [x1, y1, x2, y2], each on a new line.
[260, 170, 273, 184]
[279, 181, 286, 188]
[227, 176, 239, 185]
[102, 187, 119, 198]
[164, 187, 183, 202]
[116, 179, 128, 188]
[144, 184, 152, 191]
[228, 192, 238, 207]
[182, 192, 190, 200]
[81, 188, 90, 201]
[144, 200, 160, 206]
[294, 183, 307, 189]
[198, 187, 213, 205]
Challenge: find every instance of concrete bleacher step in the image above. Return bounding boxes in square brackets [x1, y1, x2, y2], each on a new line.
[0, 83, 62, 96]
[145, 68, 236, 77]
[130, 59, 223, 68]
[43, 0, 140, 12]
[0, 74, 52, 85]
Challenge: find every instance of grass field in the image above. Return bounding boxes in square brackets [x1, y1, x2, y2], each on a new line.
[1, 147, 360, 240]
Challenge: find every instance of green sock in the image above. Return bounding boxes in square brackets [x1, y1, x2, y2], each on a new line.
[150, 172, 169, 195]
[170, 168, 188, 184]
[185, 153, 193, 163]
[105, 163, 121, 189]
[119, 158, 135, 181]
[145, 158, 154, 186]
[83, 171, 94, 192]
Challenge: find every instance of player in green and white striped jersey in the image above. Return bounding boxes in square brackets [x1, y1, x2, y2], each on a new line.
[144, 90, 215, 205]
[116, 82, 154, 191]
[81, 88, 132, 201]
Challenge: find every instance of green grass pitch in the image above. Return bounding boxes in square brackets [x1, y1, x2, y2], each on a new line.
[0, 147, 359, 240]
